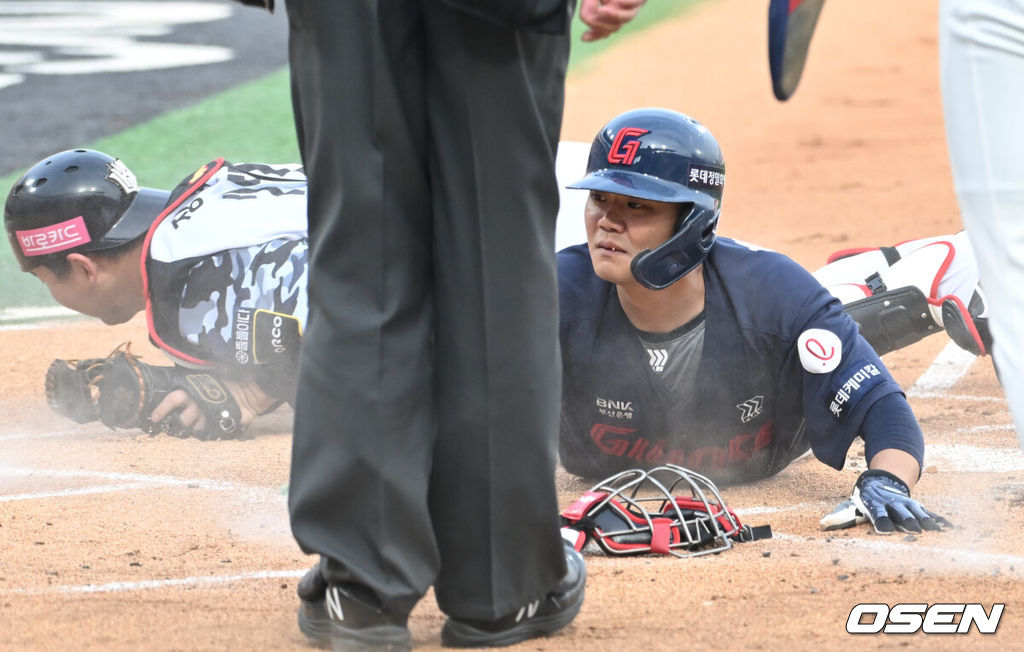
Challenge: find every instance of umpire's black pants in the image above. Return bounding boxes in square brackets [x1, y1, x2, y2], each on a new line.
[285, 0, 571, 620]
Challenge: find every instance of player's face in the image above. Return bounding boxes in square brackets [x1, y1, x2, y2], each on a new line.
[584, 190, 678, 286]
[31, 263, 134, 325]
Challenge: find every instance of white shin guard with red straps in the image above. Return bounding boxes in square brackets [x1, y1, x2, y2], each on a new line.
[815, 231, 990, 356]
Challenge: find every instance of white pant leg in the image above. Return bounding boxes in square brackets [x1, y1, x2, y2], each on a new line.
[941, 0, 1024, 443]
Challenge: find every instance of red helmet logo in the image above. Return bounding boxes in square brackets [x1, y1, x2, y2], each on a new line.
[607, 127, 650, 165]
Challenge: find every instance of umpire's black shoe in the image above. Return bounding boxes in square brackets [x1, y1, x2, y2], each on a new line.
[297, 561, 411, 651]
[440, 544, 586, 648]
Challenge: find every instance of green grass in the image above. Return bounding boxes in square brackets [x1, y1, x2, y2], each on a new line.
[569, 0, 697, 73]
[92, 67, 301, 190]
[0, 0, 702, 313]
[0, 68, 301, 311]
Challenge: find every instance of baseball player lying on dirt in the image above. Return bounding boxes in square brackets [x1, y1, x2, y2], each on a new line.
[4, 139, 981, 533]
[4, 149, 307, 439]
[556, 108, 980, 535]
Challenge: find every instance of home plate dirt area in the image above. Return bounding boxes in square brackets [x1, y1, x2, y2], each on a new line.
[3, 0, 1024, 649]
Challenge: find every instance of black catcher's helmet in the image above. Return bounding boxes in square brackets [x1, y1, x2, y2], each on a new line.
[4, 149, 169, 271]
[569, 108, 725, 289]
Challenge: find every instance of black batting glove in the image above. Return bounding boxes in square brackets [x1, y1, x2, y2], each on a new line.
[852, 469, 952, 534]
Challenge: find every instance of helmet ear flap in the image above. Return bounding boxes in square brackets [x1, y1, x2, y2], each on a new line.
[674, 202, 694, 231]
[631, 210, 719, 290]
[699, 215, 718, 245]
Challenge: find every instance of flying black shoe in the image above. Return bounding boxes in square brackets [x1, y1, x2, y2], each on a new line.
[296, 561, 411, 651]
[440, 544, 586, 648]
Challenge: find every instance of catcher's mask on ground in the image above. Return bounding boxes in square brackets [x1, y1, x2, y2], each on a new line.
[568, 108, 725, 290]
[560, 464, 770, 558]
[4, 149, 170, 272]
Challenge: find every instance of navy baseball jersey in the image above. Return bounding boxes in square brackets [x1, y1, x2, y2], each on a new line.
[142, 159, 308, 401]
[558, 237, 906, 484]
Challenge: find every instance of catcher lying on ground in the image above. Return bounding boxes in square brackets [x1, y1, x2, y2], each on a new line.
[4, 149, 308, 438]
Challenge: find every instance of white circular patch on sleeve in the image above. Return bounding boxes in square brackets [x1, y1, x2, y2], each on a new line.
[798, 328, 842, 374]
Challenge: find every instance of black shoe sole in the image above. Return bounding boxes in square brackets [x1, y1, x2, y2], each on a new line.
[441, 544, 587, 648]
[298, 601, 411, 652]
[298, 601, 332, 648]
[439, 589, 585, 648]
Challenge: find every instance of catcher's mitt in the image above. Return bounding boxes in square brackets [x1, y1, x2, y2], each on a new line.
[45, 343, 243, 439]
[45, 356, 106, 424]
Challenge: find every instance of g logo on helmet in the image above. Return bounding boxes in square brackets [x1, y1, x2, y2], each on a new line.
[607, 127, 650, 165]
[798, 328, 842, 374]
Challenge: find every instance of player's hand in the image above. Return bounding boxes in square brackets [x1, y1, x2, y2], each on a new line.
[149, 379, 277, 435]
[579, 0, 647, 42]
[821, 470, 952, 534]
[222, 378, 280, 426]
[844, 469, 951, 534]
[150, 390, 207, 433]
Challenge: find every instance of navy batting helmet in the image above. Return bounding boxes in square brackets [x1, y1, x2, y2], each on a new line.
[568, 108, 725, 289]
[4, 149, 169, 272]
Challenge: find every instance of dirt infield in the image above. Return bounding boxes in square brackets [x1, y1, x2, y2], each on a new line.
[3, 1, 1024, 650]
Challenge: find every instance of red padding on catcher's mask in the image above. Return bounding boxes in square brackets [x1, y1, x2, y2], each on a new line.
[561, 526, 588, 552]
[562, 491, 608, 522]
[561, 493, 737, 555]
[563, 494, 670, 553]
[650, 518, 674, 554]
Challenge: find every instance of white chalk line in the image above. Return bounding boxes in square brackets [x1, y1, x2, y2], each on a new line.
[926, 444, 1024, 473]
[734, 502, 824, 517]
[0, 428, 111, 442]
[1, 482, 160, 502]
[0, 305, 80, 330]
[7, 533, 1022, 597]
[907, 341, 978, 396]
[948, 423, 1015, 435]
[1, 467, 295, 598]
[0, 466, 280, 503]
[0, 569, 307, 596]
[773, 532, 1024, 573]
[909, 392, 1004, 402]
[0, 339, 1007, 598]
